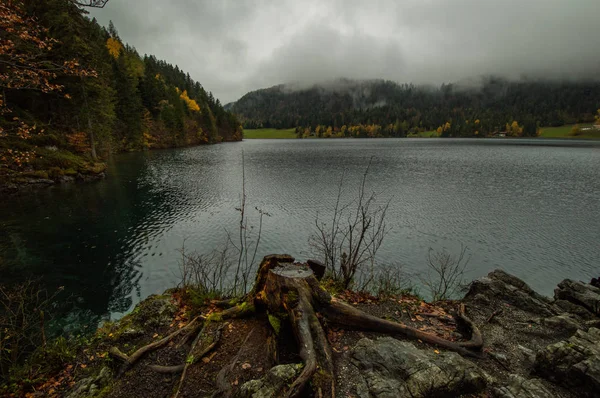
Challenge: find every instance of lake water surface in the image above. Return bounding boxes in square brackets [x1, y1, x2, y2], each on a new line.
[1, 139, 599, 330]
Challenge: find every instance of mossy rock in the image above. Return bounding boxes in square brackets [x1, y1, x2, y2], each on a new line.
[64, 168, 78, 176]
[21, 170, 49, 179]
[98, 294, 177, 342]
[48, 167, 65, 179]
[82, 162, 107, 175]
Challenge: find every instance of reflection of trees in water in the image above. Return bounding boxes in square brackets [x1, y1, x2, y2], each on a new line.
[0, 152, 179, 333]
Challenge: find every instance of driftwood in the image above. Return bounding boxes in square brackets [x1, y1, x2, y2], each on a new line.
[110, 254, 483, 398]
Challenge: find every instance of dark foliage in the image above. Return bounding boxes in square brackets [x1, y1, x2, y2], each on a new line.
[231, 78, 600, 136]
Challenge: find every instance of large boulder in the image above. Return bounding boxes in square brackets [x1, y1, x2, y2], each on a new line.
[534, 327, 600, 397]
[350, 337, 492, 398]
[465, 270, 557, 317]
[493, 374, 556, 398]
[554, 279, 600, 317]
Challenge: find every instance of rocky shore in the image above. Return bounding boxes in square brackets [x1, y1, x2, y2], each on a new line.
[28, 264, 600, 398]
[0, 162, 107, 195]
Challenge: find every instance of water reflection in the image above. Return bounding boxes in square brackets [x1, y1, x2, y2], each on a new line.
[0, 139, 599, 333]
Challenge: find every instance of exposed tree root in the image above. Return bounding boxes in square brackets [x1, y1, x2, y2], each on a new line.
[172, 322, 224, 398]
[109, 254, 484, 398]
[454, 303, 483, 349]
[213, 328, 255, 398]
[109, 316, 203, 377]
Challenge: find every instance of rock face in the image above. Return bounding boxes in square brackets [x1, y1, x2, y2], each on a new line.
[493, 374, 556, 398]
[66, 367, 112, 398]
[350, 337, 492, 398]
[239, 364, 302, 398]
[534, 327, 600, 397]
[465, 269, 557, 317]
[555, 279, 600, 317]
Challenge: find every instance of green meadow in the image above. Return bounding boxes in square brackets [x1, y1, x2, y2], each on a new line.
[539, 124, 600, 139]
[243, 128, 297, 139]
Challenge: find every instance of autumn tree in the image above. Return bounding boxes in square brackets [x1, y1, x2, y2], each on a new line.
[0, 1, 95, 167]
[506, 121, 523, 137]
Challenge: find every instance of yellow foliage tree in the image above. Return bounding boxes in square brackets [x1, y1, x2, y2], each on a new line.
[106, 37, 122, 59]
[506, 121, 523, 137]
[180, 90, 200, 112]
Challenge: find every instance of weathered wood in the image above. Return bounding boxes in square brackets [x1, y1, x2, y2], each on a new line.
[112, 316, 203, 377]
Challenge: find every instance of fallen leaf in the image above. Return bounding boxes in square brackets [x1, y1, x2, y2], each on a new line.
[242, 362, 252, 370]
[233, 379, 239, 386]
[434, 349, 440, 354]
[80, 364, 87, 369]
[153, 333, 159, 338]
[202, 357, 211, 364]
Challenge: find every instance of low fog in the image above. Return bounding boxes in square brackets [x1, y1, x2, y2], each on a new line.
[91, 0, 600, 103]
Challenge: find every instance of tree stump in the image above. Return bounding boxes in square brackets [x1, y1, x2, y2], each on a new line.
[244, 254, 482, 397]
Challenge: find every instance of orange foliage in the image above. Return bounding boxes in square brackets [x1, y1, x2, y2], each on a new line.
[66, 131, 90, 153]
[0, 2, 96, 143]
[0, 148, 35, 168]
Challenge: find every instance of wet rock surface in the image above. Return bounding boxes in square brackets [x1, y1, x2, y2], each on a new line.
[534, 327, 600, 397]
[350, 337, 491, 398]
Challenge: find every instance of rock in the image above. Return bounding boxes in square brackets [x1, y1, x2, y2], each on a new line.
[534, 327, 600, 396]
[307, 259, 326, 280]
[131, 294, 177, 328]
[553, 299, 596, 318]
[540, 314, 580, 334]
[350, 337, 492, 398]
[554, 279, 600, 316]
[489, 351, 510, 368]
[106, 294, 176, 340]
[239, 364, 302, 398]
[493, 374, 556, 398]
[66, 366, 112, 398]
[517, 344, 537, 365]
[466, 270, 556, 317]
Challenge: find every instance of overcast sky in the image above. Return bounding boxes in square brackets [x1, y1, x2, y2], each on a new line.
[90, 0, 600, 103]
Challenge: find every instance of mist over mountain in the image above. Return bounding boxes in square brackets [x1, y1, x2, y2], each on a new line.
[230, 77, 600, 135]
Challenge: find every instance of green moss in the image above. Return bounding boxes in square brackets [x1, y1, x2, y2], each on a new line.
[268, 313, 282, 335]
[48, 167, 64, 179]
[21, 170, 49, 179]
[320, 277, 345, 295]
[32, 148, 86, 171]
[206, 312, 223, 322]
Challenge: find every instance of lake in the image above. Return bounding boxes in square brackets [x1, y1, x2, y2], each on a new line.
[1, 138, 599, 331]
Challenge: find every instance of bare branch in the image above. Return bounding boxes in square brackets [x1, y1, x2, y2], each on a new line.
[72, 0, 109, 8]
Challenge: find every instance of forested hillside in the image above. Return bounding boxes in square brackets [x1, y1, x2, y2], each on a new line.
[231, 78, 600, 137]
[0, 0, 241, 179]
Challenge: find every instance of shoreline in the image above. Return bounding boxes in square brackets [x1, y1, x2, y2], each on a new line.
[5, 256, 599, 398]
[0, 138, 242, 195]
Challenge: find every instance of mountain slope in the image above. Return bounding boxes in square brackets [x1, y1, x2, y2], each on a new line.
[230, 78, 600, 136]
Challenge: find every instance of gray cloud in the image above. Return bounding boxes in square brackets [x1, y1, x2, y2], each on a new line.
[91, 0, 600, 103]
